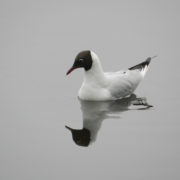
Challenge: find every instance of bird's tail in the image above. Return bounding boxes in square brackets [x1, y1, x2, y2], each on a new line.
[129, 56, 157, 77]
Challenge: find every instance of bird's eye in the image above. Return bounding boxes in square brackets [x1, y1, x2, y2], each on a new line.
[79, 58, 84, 62]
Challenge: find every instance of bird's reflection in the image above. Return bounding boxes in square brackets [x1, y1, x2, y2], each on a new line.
[66, 94, 152, 147]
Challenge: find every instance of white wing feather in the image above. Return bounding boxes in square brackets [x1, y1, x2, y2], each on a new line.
[105, 69, 144, 98]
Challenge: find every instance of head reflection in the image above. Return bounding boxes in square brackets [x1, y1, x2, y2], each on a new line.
[66, 94, 152, 147]
[65, 126, 91, 146]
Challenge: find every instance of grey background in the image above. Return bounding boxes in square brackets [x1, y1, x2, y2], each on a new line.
[0, 0, 180, 180]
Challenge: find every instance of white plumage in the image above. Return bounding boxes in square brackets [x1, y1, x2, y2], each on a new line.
[67, 51, 153, 101]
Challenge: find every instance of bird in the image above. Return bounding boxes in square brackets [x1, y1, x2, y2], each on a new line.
[66, 50, 155, 101]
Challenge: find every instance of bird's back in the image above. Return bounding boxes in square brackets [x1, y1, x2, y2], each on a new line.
[106, 58, 152, 99]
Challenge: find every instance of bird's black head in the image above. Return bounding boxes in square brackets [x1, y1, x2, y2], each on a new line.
[66, 50, 93, 75]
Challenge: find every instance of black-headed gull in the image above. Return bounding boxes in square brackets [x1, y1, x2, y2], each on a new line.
[67, 50, 155, 101]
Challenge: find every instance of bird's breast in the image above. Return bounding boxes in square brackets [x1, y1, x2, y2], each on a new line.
[78, 83, 113, 101]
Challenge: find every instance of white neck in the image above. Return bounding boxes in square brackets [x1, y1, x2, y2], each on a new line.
[83, 51, 107, 86]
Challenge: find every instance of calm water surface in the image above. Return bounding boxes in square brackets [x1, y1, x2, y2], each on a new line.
[0, 1, 180, 180]
[0, 65, 179, 180]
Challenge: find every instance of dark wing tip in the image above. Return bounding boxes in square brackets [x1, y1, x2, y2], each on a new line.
[129, 57, 152, 71]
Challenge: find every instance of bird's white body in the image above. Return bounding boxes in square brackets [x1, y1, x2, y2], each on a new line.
[78, 51, 149, 101]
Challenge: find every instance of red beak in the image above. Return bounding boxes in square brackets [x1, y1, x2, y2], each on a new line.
[66, 67, 76, 75]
